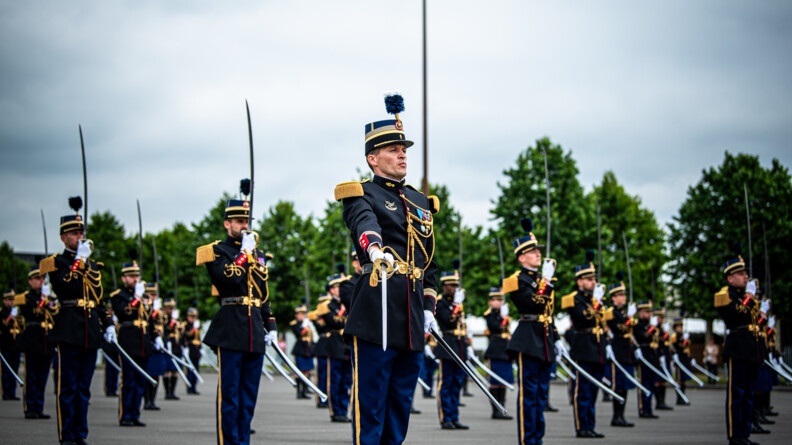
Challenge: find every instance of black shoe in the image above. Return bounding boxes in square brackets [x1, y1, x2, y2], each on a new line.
[462, 392, 473, 397]
[545, 404, 558, 412]
[250, 429, 256, 434]
[410, 406, 421, 414]
[611, 417, 634, 427]
[441, 421, 456, 430]
[3, 395, 21, 401]
[763, 408, 778, 417]
[751, 422, 770, 434]
[317, 403, 328, 409]
[120, 420, 136, 427]
[676, 399, 691, 406]
[143, 402, 160, 411]
[591, 430, 605, 438]
[756, 412, 775, 425]
[452, 421, 469, 430]
[492, 411, 513, 420]
[458, 402, 466, 407]
[639, 413, 659, 419]
[331, 415, 351, 423]
[576, 430, 596, 438]
[656, 404, 673, 411]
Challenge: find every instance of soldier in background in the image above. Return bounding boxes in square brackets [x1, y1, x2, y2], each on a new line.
[161, 297, 182, 401]
[308, 293, 330, 409]
[289, 305, 313, 400]
[435, 270, 469, 430]
[670, 318, 692, 406]
[322, 273, 353, 423]
[653, 304, 673, 411]
[604, 273, 636, 427]
[634, 301, 660, 419]
[102, 305, 120, 398]
[17, 263, 58, 418]
[482, 287, 513, 420]
[143, 287, 166, 410]
[1, 289, 22, 401]
[182, 307, 202, 395]
[421, 334, 438, 399]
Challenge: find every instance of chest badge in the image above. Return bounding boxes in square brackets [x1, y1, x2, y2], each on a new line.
[384, 201, 397, 211]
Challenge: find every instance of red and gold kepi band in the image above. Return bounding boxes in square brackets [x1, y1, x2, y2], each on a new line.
[439, 271, 460, 285]
[121, 261, 140, 276]
[636, 300, 652, 310]
[488, 287, 504, 300]
[294, 305, 307, 313]
[224, 199, 251, 220]
[722, 256, 745, 276]
[28, 264, 41, 278]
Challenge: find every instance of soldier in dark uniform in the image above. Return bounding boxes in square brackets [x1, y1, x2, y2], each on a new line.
[750, 294, 774, 434]
[503, 218, 561, 444]
[161, 297, 183, 400]
[110, 261, 163, 427]
[434, 269, 469, 430]
[334, 94, 439, 445]
[196, 188, 277, 445]
[758, 316, 779, 420]
[321, 273, 353, 422]
[39, 197, 111, 445]
[670, 318, 692, 406]
[289, 305, 313, 400]
[102, 305, 120, 398]
[633, 301, 660, 419]
[182, 307, 202, 395]
[715, 248, 766, 445]
[482, 287, 513, 420]
[17, 264, 58, 418]
[309, 293, 331, 408]
[1, 289, 23, 401]
[143, 289, 166, 410]
[421, 334, 438, 398]
[653, 305, 673, 411]
[604, 273, 636, 427]
[561, 251, 609, 439]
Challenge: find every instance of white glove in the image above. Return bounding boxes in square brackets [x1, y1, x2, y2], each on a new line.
[76, 240, 92, 260]
[760, 299, 771, 314]
[634, 348, 644, 361]
[663, 322, 671, 333]
[10, 307, 19, 317]
[369, 248, 394, 267]
[423, 310, 436, 333]
[627, 303, 637, 318]
[500, 302, 509, 318]
[768, 316, 776, 329]
[593, 284, 605, 303]
[41, 283, 51, 297]
[264, 330, 278, 346]
[453, 289, 465, 304]
[301, 319, 309, 329]
[673, 353, 679, 363]
[424, 344, 436, 360]
[554, 339, 566, 357]
[683, 332, 690, 341]
[745, 279, 757, 296]
[650, 317, 658, 327]
[193, 320, 201, 329]
[241, 231, 257, 254]
[154, 336, 164, 351]
[605, 344, 614, 360]
[541, 259, 555, 281]
[153, 298, 162, 311]
[134, 281, 145, 297]
[467, 346, 475, 359]
[104, 326, 117, 344]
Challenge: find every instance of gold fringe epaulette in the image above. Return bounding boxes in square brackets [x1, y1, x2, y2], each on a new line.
[289, 319, 297, 326]
[307, 310, 318, 321]
[109, 289, 121, 298]
[14, 292, 27, 306]
[561, 292, 576, 310]
[196, 241, 219, 266]
[714, 286, 730, 307]
[334, 181, 364, 201]
[483, 308, 492, 316]
[428, 195, 440, 214]
[39, 255, 57, 275]
[502, 271, 520, 294]
[315, 300, 331, 317]
[603, 307, 614, 321]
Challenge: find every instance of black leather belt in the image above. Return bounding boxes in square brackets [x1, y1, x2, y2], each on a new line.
[221, 297, 261, 307]
[520, 314, 539, 321]
[61, 299, 95, 308]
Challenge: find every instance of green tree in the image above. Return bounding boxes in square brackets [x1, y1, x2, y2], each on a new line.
[667, 152, 792, 322]
[0, 241, 30, 293]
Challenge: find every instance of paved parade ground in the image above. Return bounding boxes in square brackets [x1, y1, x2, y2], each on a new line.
[1, 371, 790, 445]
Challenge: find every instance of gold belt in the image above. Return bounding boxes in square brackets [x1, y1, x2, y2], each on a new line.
[221, 296, 261, 307]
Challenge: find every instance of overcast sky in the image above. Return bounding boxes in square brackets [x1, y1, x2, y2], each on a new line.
[2, 1, 790, 254]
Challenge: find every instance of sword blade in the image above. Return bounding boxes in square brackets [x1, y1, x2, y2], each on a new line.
[673, 355, 704, 387]
[246, 100, 255, 226]
[113, 339, 156, 385]
[690, 358, 720, 381]
[265, 332, 328, 402]
[101, 350, 121, 371]
[264, 350, 296, 386]
[417, 377, 431, 392]
[79, 124, 88, 234]
[611, 357, 651, 396]
[637, 354, 678, 387]
[470, 354, 515, 391]
[555, 355, 576, 380]
[261, 362, 275, 381]
[561, 352, 624, 402]
[0, 350, 23, 386]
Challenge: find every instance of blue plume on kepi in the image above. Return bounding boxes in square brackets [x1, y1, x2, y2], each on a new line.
[240, 178, 251, 197]
[69, 196, 83, 212]
[384, 93, 405, 115]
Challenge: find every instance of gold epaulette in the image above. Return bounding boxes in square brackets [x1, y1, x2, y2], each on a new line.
[428, 195, 440, 214]
[315, 301, 331, 317]
[714, 286, 730, 307]
[334, 181, 364, 201]
[307, 310, 318, 321]
[561, 292, 576, 310]
[289, 319, 297, 326]
[603, 307, 614, 321]
[670, 333, 678, 344]
[109, 289, 121, 298]
[502, 271, 520, 294]
[211, 285, 219, 297]
[483, 308, 492, 316]
[196, 241, 219, 266]
[14, 292, 27, 306]
[39, 255, 57, 275]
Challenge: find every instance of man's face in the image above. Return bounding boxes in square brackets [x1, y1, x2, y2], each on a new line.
[367, 144, 407, 180]
[28, 276, 43, 291]
[727, 270, 748, 290]
[295, 312, 306, 322]
[519, 249, 542, 269]
[442, 282, 458, 296]
[674, 325, 682, 333]
[489, 299, 503, 309]
[121, 274, 140, 289]
[61, 230, 83, 251]
[224, 218, 249, 239]
[577, 276, 595, 292]
[329, 285, 340, 298]
[638, 308, 652, 320]
[187, 314, 196, 324]
[611, 293, 626, 307]
[3, 298, 13, 309]
[165, 307, 173, 316]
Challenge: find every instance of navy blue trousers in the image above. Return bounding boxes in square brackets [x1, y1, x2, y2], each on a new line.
[637, 363, 657, 416]
[421, 356, 437, 396]
[329, 357, 352, 418]
[1, 348, 20, 398]
[351, 337, 422, 445]
[105, 355, 119, 395]
[490, 358, 515, 386]
[517, 354, 551, 445]
[573, 362, 603, 432]
[437, 359, 465, 424]
[216, 348, 264, 445]
[56, 343, 98, 443]
[611, 362, 636, 391]
[23, 351, 52, 415]
[726, 358, 757, 441]
[316, 356, 328, 406]
[119, 355, 149, 422]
